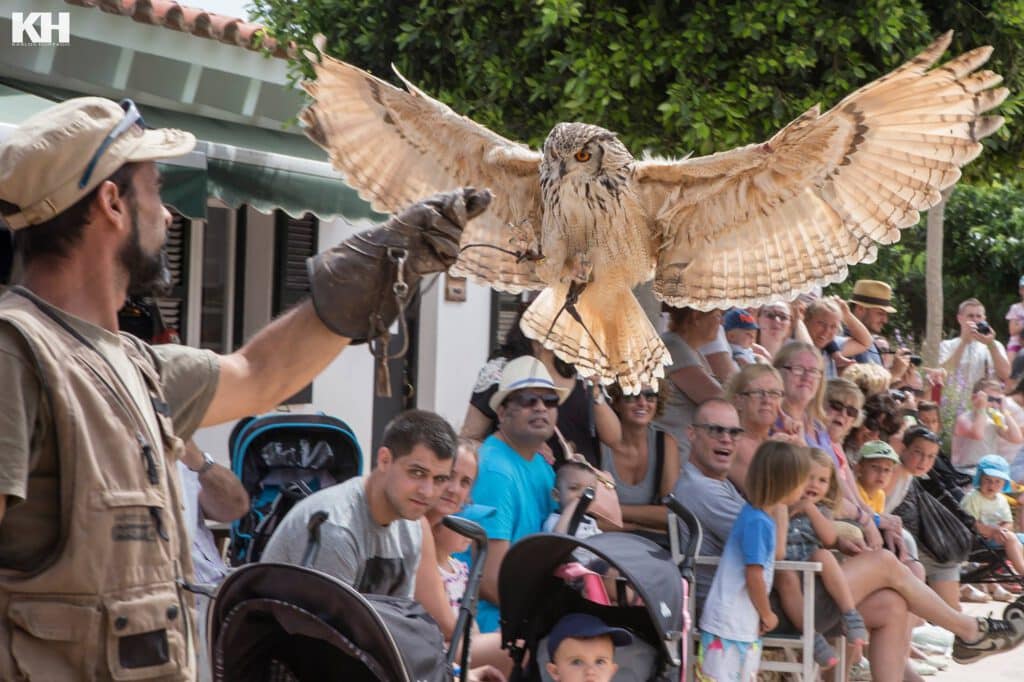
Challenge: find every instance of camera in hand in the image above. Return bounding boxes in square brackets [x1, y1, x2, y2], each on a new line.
[976, 321, 991, 335]
[909, 355, 923, 366]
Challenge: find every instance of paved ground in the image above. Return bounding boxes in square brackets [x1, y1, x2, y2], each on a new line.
[932, 601, 1024, 681]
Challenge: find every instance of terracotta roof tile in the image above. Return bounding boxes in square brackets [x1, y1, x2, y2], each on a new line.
[65, 0, 292, 58]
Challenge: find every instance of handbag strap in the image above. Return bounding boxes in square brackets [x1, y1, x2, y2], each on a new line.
[652, 430, 666, 505]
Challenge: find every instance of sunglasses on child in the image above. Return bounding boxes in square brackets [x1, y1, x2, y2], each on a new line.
[622, 389, 659, 401]
[504, 391, 560, 409]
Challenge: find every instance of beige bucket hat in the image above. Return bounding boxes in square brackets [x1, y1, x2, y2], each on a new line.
[488, 356, 571, 412]
[849, 280, 897, 313]
[0, 97, 195, 229]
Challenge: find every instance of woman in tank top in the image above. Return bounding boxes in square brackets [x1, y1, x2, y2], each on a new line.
[598, 382, 680, 531]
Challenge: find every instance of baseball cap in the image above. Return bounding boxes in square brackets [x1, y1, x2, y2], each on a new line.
[546, 613, 633, 659]
[488, 356, 570, 412]
[0, 97, 195, 229]
[724, 308, 758, 331]
[974, 454, 1012, 492]
[856, 440, 900, 464]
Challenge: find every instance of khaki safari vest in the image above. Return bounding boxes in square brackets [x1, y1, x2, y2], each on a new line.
[0, 290, 196, 681]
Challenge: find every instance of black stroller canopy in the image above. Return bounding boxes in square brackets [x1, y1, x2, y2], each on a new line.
[210, 563, 442, 682]
[499, 532, 684, 664]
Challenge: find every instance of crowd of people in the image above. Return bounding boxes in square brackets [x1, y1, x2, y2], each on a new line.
[4, 96, 1024, 682]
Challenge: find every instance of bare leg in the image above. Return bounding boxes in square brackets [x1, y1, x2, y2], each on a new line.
[774, 569, 805, 626]
[1000, 532, 1024, 574]
[929, 580, 961, 611]
[841, 550, 981, 642]
[814, 548, 855, 611]
[859, 589, 911, 682]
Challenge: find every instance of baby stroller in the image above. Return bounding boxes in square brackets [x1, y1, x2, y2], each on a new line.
[228, 413, 362, 564]
[208, 512, 489, 681]
[498, 494, 701, 682]
[961, 539, 1024, 622]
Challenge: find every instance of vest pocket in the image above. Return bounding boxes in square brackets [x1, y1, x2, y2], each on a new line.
[8, 598, 102, 679]
[104, 588, 188, 680]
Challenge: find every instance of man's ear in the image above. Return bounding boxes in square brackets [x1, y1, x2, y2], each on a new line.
[376, 446, 393, 472]
[93, 179, 128, 229]
[545, 661, 560, 681]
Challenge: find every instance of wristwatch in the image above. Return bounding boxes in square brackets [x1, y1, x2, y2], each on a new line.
[190, 451, 216, 476]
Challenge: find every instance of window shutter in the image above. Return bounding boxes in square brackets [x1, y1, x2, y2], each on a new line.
[490, 291, 525, 355]
[273, 211, 319, 404]
[273, 212, 318, 315]
[156, 212, 190, 341]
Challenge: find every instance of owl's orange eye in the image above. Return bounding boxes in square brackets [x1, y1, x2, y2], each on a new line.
[574, 150, 591, 162]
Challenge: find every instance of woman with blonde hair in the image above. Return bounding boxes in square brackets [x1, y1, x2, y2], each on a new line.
[842, 362, 893, 398]
[773, 341, 834, 457]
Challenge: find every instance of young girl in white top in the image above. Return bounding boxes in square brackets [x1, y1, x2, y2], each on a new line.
[697, 441, 810, 681]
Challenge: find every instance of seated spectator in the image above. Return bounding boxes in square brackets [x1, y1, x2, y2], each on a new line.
[757, 301, 795, 358]
[675, 400, 1024, 675]
[415, 439, 512, 676]
[854, 440, 900, 517]
[460, 310, 613, 466]
[953, 378, 1023, 477]
[471, 357, 563, 632]
[961, 455, 1024, 579]
[723, 308, 765, 366]
[842, 362, 892, 399]
[726, 364, 787, 495]
[804, 297, 872, 378]
[261, 410, 457, 598]
[885, 427, 969, 609]
[599, 382, 679, 531]
[772, 341, 834, 455]
[653, 306, 725, 460]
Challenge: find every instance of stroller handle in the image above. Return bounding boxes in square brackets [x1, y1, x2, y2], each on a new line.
[442, 515, 488, 548]
[662, 494, 702, 578]
[567, 487, 595, 536]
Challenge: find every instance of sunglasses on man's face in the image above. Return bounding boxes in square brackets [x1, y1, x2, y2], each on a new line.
[761, 311, 790, 322]
[693, 423, 745, 440]
[622, 389, 659, 402]
[505, 391, 560, 409]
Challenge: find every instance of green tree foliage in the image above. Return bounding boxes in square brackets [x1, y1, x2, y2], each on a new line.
[252, 0, 1022, 168]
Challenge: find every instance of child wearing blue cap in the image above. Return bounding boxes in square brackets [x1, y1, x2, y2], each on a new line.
[545, 613, 632, 682]
[960, 454, 1024, 581]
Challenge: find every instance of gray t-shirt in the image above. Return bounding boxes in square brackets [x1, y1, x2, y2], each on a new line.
[652, 332, 708, 459]
[599, 428, 659, 506]
[672, 461, 745, 602]
[261, 476, 422, 598]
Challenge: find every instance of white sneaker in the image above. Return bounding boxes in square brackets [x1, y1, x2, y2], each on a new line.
[924, 655, 949, 671]
[912, 624, 955, 650]
[909, 659, 939, 676]
[849, 657, 872, 681]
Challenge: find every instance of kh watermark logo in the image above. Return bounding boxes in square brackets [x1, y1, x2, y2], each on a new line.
[10, 12, 70, 46]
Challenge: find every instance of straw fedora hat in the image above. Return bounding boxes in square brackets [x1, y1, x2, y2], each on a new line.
[849, 280, 897, 313]
[488, 356, 571, 412]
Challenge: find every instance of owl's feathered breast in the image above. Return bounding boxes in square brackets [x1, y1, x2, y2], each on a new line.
[539, 158, 653, 286]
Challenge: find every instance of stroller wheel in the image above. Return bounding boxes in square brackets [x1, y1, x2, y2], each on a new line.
[1003, 600, 1024, 626]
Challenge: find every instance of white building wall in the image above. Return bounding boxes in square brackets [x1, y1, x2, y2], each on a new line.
[416, 278, 492, 431]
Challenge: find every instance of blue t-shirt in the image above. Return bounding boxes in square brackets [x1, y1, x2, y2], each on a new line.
[470, 434, 555, 632]
[699, 504, 776, 643]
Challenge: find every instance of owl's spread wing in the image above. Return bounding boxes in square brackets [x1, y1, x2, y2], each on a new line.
[301, 46, 546, 291]
[636, 32, 1007, 309]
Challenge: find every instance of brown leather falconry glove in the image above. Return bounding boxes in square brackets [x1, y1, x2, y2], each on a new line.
[307, 187, 492, 393]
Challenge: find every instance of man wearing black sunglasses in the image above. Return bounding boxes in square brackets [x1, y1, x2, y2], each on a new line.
[470, 355, 568, 633]
[0, 97, 490, 680]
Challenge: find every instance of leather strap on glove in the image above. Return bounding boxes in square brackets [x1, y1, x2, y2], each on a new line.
[307, 187, 492, 395]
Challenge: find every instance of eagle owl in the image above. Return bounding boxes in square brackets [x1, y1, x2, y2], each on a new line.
[300, 32, 1005, 392]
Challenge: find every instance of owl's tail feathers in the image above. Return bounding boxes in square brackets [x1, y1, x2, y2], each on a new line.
[520, 283, 670, 394]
